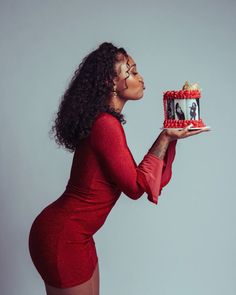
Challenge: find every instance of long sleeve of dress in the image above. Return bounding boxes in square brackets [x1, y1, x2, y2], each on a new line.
[90, 113, 177, 204]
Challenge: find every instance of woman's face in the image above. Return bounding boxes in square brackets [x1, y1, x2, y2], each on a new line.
[114, 54, 145, 101]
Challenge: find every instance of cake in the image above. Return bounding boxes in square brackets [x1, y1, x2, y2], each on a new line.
[163, 81, 207, 129]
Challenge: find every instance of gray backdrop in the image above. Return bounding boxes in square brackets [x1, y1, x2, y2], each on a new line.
[1, 0, 236, 294]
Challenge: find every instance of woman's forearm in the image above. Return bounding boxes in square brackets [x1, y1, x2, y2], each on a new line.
[148, 132, 171, 160]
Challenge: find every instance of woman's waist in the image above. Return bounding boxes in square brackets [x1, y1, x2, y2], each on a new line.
[64, 182, 121, 197]
[51, 191, 119, 218]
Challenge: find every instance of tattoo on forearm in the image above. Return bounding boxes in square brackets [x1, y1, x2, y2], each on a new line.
[148, 137, 169, 160]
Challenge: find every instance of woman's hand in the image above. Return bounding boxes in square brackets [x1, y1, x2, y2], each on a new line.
[161, 124, 210, 143]
[148, 125, 209, 160]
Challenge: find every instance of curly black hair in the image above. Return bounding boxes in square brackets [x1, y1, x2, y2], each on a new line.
[50, 42, 128, 153]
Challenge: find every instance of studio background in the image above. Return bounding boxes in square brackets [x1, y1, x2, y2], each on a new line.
[1, 0, 235, 294]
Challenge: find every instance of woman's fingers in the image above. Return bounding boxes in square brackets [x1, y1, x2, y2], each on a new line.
[171, 124, 193, 138]
[180, 127, 210, 138]
[164, 126, 210, 141]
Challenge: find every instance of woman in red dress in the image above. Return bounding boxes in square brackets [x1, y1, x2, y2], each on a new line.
[28, 42, 208, 295]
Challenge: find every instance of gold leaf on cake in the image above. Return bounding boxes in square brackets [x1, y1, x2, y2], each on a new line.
[182, 81, 201, 91]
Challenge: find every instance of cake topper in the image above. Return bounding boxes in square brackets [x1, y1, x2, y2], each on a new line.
[182, 81, 201, 91]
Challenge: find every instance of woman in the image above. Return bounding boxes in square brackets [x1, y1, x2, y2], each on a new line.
[28, 42, 208, 295]
[189, 101, 197, 120]
[175, 102, 185, 120]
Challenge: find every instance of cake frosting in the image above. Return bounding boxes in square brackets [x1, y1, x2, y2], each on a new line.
[163, 81, 206, 129]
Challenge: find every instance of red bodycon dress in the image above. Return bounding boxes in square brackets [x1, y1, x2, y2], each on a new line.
[28, 112, 177, 288]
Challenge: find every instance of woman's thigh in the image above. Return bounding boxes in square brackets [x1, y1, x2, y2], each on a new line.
[44, 261, 100, 295]
[92, 261, 100, 295]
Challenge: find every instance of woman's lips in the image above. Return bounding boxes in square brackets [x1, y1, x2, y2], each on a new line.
[140, 82, 145, 89]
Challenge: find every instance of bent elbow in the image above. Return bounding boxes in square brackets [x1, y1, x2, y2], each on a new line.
[123, 186, 144, 200]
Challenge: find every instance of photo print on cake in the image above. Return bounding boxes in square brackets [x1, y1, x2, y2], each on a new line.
[174, 99, 186, 120]
[186, 99, 200, 120]
[167, 99, 175, 119]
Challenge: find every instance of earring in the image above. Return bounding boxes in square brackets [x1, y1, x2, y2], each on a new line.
[113, 86, 117, 97]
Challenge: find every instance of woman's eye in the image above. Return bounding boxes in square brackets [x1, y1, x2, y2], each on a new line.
[132, 72, 138, 75]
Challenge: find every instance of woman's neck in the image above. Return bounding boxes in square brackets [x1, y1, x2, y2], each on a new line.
[108, 95, 127, 112]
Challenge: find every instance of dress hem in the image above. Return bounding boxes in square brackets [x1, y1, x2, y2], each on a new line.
[43, 257, 99, 289]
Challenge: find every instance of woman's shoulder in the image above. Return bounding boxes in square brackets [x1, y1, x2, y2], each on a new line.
[90, 112, 124, 139]
[92, 112, 121, 127]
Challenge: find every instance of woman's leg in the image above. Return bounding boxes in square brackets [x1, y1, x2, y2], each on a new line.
[91, 261, 100, 295]
[44, 261, 100, 295]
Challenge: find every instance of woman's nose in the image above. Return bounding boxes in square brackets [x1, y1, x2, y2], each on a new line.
[139, 74, 144, 83]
